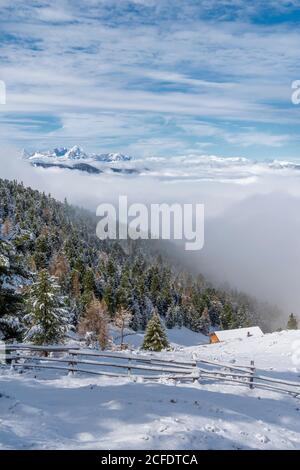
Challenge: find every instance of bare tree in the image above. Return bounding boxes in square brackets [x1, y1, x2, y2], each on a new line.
[49, 252, 69, 280]
[78, 298, 109, 350]
[115, 307, 132, 349]
[2, 218, 12, 237]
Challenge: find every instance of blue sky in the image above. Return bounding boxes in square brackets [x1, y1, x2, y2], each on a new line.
[1, 0, 300, 159]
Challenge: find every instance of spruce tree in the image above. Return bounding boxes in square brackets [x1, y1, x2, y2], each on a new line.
[0, 238, 24, 340]
[220, 303, 234, 330]
[165, 305, 176, 329]
[142, 311, 170, 352]
[166, 305, 184, 329]
[24, 269, 69, 345]
[130, 299, 142, 331]
[287, 313, 298, 330]
[83, 268, 95, 294]
[103, 284, 117, 316]
[187, 305, 204, 332]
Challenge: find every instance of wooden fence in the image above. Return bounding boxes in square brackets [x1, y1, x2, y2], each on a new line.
[2, 345, 300, 397]
[196, 357, 300, 396]
[4, 345, 199, 381]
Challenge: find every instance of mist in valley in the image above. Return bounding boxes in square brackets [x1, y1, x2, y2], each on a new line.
[1, 145, 300, 328]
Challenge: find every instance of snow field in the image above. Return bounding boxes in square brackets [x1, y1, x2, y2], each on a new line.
[0, 329, 300, 450]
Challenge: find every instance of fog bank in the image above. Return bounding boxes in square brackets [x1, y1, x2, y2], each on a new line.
[1, 146, 300, 319]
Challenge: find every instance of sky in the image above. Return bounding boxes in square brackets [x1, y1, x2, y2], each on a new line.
[1, 0, 300, 159]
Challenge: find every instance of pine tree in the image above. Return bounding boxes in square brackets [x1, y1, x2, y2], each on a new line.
[130, 299, 143, 331]
[187, 305, 204, 332]
[142, 311, 170, 352]
[116, 266, 132, 310]
[24, 269, 69, 345]
[287, 313, 298, 330]
[83, 268, 95, 293]
[165, 305, 176, 329]
[220, 303, 234, 330]
[166, 305, 184, 329]
[0, 238, 24, 340]
[71, 269, 81, 297]
[234, 305, 250, 328]
[156, 286, 173, 316]
[34, 234, 51, 269]
[103, 284, 117, 316]
[209, 299, 223, 326]
[143, 296, 154, 325]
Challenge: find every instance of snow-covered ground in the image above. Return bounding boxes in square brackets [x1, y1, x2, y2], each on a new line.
[1, 329, 300, 450]
[116, 326, 208, 350]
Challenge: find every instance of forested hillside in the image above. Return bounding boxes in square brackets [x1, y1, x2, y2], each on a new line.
[0, 178, 278, 342]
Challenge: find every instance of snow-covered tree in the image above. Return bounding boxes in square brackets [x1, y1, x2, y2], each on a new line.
[187, 305, 203, 332]
[166, 304, 184, 329]
[0, 238, 24, 340]
[287, 313, 298, 330]
[143, 296, 154, 325]
[142, 311, 170, 352]
[24, 269, 69, 345]
[233, 305, 251, 328]
[165, 305, 176, 329]
[130, 298, 143, 331]
[220, 303, 234, 330]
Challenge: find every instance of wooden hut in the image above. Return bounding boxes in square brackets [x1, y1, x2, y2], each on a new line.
[209, 326, 263, 344]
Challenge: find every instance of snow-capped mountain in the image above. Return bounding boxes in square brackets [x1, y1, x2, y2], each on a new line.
[22, 146, 136, 175]
[93, 152, 132, 163]
[23, 146, 132, 164]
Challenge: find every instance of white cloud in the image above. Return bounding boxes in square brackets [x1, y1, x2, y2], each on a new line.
[223, 131, 291, 147]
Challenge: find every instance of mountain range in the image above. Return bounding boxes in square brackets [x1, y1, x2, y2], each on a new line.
[22, 146, 300, 182]
[22, 146, 137, 175]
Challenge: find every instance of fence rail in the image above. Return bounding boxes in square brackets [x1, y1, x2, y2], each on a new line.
[2, 345, 300, 396]
[4, 345, 198, 382]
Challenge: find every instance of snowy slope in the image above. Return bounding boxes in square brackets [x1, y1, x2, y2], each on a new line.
[115, 327, 208, 350]
[186, 329, 300, 375]
[0, 330, 300, 450]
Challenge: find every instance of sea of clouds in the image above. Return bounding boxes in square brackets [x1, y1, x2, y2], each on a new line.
[2, 146, 300, 322]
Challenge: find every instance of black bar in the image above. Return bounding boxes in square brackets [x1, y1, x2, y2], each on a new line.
[0, 450, 295, 465]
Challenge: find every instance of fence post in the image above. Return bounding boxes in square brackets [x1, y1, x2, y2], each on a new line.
[249, 360, 255, 389]
[128, 358, 132, 376]
[10, 350, 19, 372]
[68, 352, 76, 376]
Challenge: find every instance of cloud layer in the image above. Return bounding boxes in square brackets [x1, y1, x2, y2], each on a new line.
[2, 147, 300, 322]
